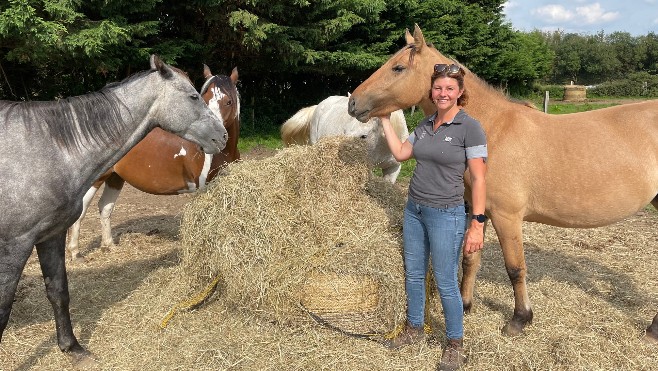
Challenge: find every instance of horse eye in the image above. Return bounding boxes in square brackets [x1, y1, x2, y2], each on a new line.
[392, 65, 405, 72]
[360, 134, 368, 139]
[190, 94, 200, 100]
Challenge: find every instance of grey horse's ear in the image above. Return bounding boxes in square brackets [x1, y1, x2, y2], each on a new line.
[150, 54, 173, 79]
[150, 54, 162, 70]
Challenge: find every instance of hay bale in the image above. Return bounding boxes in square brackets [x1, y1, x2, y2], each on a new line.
[563, 84, 587, 101]
[175, 137, 407, 334]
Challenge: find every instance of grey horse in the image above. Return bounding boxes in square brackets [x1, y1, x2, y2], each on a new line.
[0, 55, 227, 365]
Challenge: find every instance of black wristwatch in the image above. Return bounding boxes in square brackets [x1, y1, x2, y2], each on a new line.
[471, 214, 487, 223]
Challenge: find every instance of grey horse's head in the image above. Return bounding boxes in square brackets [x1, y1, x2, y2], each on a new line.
[147, 55, 228, 154]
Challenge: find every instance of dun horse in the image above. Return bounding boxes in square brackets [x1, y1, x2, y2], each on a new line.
[281, 95, 408, 183]
[67, 65, 240, 262]
[0, 55, 227, 364]
[348, 24, 658, 342]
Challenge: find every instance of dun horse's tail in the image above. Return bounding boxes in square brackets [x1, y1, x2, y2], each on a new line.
[281, 105, 317, 146]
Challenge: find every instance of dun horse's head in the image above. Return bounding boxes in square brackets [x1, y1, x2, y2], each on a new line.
[348, 24, 448, 122]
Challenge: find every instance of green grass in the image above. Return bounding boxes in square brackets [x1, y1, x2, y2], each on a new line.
[546, 102, 618, 114]
[237, 132, 284, 152]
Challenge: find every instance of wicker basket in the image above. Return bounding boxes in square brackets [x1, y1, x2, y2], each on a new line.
[300, 272, 383, 334]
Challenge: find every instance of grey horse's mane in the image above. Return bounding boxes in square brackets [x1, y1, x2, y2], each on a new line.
[1, 70, 155, 153]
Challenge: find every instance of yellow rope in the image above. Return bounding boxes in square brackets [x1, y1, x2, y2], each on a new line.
[159, 275, 221, 329]
[383, 272, 434, 339]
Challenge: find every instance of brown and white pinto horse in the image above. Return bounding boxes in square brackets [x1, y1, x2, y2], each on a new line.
[67, 65, 240, 262]
[348, 24, 658, 342]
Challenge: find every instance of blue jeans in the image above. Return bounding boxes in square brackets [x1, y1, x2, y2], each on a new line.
[403, 198, 467, 340]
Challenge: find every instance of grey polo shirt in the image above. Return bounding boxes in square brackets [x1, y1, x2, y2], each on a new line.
[407, 109, 487, 208]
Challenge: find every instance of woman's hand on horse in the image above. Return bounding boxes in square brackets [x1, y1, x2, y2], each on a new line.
[378, 113, 391, 123]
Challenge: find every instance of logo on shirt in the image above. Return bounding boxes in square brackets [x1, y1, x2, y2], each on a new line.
[444, 136, 453, 142]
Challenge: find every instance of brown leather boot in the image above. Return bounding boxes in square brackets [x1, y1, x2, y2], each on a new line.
[381, 322, 426, 350]
[437, 338, 467, 371]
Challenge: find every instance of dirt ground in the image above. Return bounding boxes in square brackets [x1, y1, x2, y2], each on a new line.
[2, 146, 281, 369]
[3, 144, 658, 370]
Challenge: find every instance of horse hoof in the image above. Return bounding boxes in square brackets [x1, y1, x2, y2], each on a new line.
[71, 254, 87, 265]
[68, 348, 97, 369]
[100, 243, 117, 252]
[501, 321, 525, 336]
[644, 328, 658, 344]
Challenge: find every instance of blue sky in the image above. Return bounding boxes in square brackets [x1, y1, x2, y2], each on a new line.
[502, 0, 658, 36]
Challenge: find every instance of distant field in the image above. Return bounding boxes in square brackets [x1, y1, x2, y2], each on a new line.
[546, 102, 618, 114]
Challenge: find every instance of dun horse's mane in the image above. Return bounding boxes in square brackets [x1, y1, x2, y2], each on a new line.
[466, 70, 536, 109]
[405, 42, 536, 110]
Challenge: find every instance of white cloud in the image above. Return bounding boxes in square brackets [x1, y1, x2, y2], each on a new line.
[502, 1, 519, 11]
[576, 3, 619, 24]
[532, 5, 574, 23]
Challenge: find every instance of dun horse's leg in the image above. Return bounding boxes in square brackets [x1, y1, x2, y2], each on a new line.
[0, 242, 34, 341]
[490, 215, 533, 336]
[98, 173, 125, 250]
[67, 184, 102, 262]
[35, 234, 93, 365]
[646, 197, 658, 342]
[646, 314, 658, 343]
[461, 221, 486, 313]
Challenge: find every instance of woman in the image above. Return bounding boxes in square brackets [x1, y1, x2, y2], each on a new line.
[378, 63, 487, 371]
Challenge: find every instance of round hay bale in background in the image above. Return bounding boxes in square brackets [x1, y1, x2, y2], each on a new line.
[175, 137, 407, 334]
[563, 84, 587, 102]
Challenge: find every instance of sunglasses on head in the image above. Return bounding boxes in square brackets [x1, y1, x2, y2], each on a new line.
[433, 64, 464, 75]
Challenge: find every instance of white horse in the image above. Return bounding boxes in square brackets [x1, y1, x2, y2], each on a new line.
[281, 95, 408, 183]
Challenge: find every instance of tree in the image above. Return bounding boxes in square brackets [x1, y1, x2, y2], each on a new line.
[0, 0, 163, 99]
[196, 0, 417, 127]
[551, 32, 586, 83]
[1, 0, 582, 128]
[607, 31, 643, 75]
[406, 0, 550, 93]
[639, 32, 658, 74]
